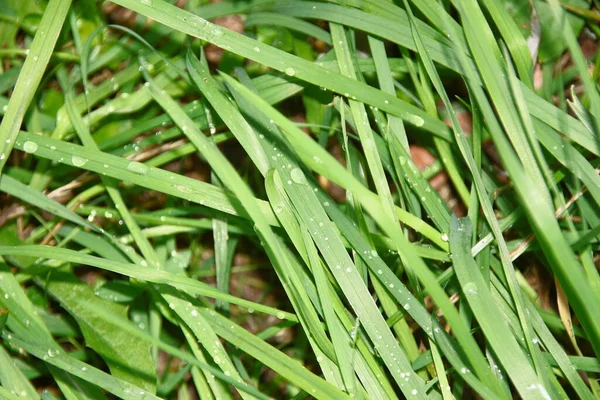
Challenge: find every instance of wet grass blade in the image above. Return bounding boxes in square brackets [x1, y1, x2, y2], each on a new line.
[0, 0, 72, 175]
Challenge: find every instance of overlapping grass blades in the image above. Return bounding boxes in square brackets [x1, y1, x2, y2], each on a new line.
[0, 0, 598, 398]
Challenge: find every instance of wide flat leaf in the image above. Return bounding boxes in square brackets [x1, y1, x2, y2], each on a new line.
[42, 271, 157, 393]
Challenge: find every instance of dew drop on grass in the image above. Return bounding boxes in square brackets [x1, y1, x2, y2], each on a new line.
[127, 161, 149, 175]
[440, 233, 449, 242]
[412, 115, 425, 127]
[71, 155, 88, 167]
[23, 141, 38, 154]
[462, 282, 478, 297]
[173, 184, 193, 194]
[47, 348, 59, 358]
[140, 0, 152, 5]
[284, 67, 296, 77]
[290, 168, 305, 184]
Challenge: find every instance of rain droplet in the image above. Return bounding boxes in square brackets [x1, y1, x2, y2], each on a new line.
[173, 184, 193, 194]
[284, 67, 296, 77]
[23, 141, 38, 154]
[47, 348, 59, 358]
[140, 0, 152, 5]
[462, 282, 478, 297]
[412, 116, 425, 127]
[440, 233, 449, 242]
[290, 168, 305, 184]
[127, 161, 149, 175]
[71, 155, 88, 167]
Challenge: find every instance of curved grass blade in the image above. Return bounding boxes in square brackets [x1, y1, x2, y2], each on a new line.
[0, 246, 296, 321]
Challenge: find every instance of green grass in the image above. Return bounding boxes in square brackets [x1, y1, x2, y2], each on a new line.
[0, 0, 599, 398]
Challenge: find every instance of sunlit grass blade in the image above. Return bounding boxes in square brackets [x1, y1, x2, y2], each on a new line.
[0, 246, 295, 321]
[0, 345, 39, 399]
[449, 216, 546, 399]
[221, 72, 508, 397]
[448, 4, 600, 358]
[0, 0, 72, 175]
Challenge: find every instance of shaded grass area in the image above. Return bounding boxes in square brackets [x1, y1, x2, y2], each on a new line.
[0, 0, 599, 398]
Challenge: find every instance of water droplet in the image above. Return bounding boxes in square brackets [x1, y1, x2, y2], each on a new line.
[276, 312, 285, 319]
[462, 282, 478, 296]
[440, 233, 449, 242]
[254, 47, 260, 52]
[47, 348, 59, 358]
[71, 155, 88, 167]
[23, 141, 38, 154]
[127, 161, 149, 175]
[290, 168, 305, 184]
[412, 116, 425, 127]
[140, 0, 152, 5]
[284, 67, 296, 77]
[173, 184, 193, 194]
